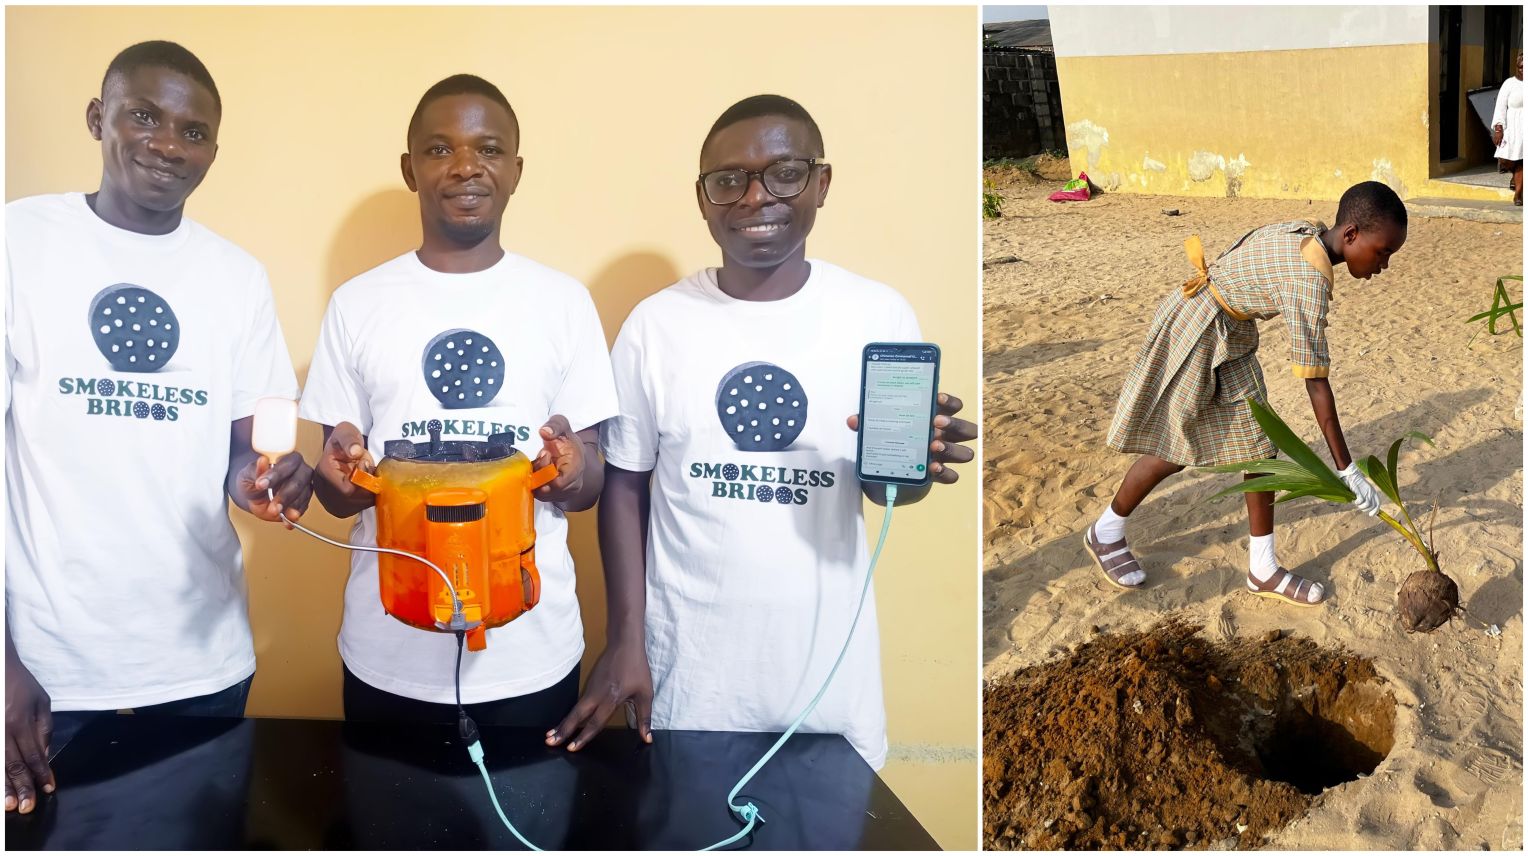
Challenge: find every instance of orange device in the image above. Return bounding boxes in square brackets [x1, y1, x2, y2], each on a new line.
[349, 427, 556, 651]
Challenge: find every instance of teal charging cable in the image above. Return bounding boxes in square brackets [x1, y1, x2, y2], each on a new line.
[700, 483, 897, 851]
[278, 479, 898, 850]
[463, 484, 899, 852]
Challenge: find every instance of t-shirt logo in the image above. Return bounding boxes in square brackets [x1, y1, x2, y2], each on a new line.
[422, 328, 504, 409]
[715, 361, 808, 452]
[89, 284, 179, 372]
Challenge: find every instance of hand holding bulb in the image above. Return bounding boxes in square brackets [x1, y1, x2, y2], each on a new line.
[241, 398, 316, 527]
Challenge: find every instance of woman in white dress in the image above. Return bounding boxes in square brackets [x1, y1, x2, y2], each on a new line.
[1492, 52, 1523, 206]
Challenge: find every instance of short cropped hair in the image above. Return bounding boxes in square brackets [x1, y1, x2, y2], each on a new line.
[701, 94, 824, 164]
[1335, 181, 1407, 232]
[407, 74, 519, 149]
[102, 40, 221, 114]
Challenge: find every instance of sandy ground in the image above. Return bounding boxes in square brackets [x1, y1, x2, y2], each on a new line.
[982, 169, 1524, 850]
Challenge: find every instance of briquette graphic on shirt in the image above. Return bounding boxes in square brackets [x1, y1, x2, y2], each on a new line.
[714, 361, 808, 452]
[88, 284, 180, 372]
[422, 328, 505, 409]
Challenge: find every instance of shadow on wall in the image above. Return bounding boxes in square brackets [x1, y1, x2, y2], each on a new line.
[241, 189, 419, 718]
[586, 251, 686, 349]
[568, 251, 682, 694]
[240, 365, 353, 719]
[327, 189, 422, 298]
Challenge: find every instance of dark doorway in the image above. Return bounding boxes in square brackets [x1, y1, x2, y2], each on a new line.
[1483, 5, 1522, 86]
[1439, 6, 1462, 162]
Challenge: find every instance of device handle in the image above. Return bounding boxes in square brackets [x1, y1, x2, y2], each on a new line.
[350, 468, 382, 494]
[527, 464, 558, 491]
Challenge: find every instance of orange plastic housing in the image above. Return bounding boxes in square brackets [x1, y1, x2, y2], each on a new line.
[352, 454, 555, 650]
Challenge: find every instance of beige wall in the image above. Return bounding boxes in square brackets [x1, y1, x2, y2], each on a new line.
[5, 6, 977, 848]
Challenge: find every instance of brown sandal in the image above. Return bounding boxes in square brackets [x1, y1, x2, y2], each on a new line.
[1084, 525, 1145, 589]
[1246, 566, 1327, 607]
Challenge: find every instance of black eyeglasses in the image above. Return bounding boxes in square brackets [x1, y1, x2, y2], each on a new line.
[699, 158, 824, 205]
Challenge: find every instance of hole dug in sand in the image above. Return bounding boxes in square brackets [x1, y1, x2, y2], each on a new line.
[1254, 676, 1395, 795]
[983, 621, 1397, 850]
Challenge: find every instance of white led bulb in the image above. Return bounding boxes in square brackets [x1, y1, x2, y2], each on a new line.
[252, 398, 298, 461]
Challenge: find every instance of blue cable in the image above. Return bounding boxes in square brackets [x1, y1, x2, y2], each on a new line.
[469, 740, 544, 851]
[701, 483, 897, 851]
[468, 484, 899, 851]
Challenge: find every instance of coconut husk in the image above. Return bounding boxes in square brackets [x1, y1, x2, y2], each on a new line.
[1396, 569, 1461, 633]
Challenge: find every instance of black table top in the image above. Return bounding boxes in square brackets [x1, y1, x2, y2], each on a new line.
[6, 715, 938, 850]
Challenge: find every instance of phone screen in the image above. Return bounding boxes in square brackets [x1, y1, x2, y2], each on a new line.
[857, 343, 940, 485]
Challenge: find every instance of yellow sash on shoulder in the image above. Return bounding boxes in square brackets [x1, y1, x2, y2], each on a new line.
[1181, 235, 1252, 321]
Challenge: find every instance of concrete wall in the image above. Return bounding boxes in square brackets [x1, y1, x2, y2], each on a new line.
[983, 49, 1066, 160]
[4, 6, 978, 848]
[1049, 6, 1432, 201]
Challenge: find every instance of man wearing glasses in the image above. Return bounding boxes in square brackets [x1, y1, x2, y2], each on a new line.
[547, 95, 975, 767]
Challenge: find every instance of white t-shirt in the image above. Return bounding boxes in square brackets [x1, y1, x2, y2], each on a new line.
[600, 260, 921, 769]
[299, 250, 617, 704]
[5, 192, 298, 710]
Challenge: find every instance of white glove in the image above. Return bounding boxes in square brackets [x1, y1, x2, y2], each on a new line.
[1338, 461, 1381, 516]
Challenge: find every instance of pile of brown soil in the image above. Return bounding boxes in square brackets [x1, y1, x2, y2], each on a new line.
[983, 621, 1396, 850]
[984, 153, 1074, 195]
[1030, 152, 1075, 181]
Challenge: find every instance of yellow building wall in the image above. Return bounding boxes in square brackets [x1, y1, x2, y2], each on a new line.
[1057, 43, 1433, 201]
[4, 6, 977, 848]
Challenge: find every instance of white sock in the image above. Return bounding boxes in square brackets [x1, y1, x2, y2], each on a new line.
[1249, 534, 1278, 581]
[1095, 505, 1128, 544]
[1250, 533, 1323, 600]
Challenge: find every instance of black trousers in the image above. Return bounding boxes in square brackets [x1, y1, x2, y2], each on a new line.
[50, 673, 255, 756]
[342, 664, 579, 730]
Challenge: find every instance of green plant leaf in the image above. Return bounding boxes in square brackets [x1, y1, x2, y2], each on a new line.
[1245, 398, 1348, 493]
[1273, 484, 1348, 503]
[1202, 459, 1317, 480]
[1467, 275, 1524, 339]
[1206, 474, 1348, 503]
[1358, 454, 1401, 507]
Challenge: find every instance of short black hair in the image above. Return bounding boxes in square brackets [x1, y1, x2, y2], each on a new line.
[1334, 181, 1407, 232]
[407, 74, 519, 149]
[101, 40, 221, 114]
[701, 94, 824, 165]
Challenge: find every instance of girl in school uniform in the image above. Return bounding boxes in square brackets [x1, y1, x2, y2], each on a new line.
[1086, 181, 1408, 607]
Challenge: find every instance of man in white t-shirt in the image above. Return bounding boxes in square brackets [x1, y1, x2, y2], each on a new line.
[548, 95, 976, 767]
[303, 74, 617, 727]
[5, 41, 312, 814]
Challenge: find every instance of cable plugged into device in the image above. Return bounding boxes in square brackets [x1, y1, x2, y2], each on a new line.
[256, 391, 903, 852]
[455, 630, 479, 743]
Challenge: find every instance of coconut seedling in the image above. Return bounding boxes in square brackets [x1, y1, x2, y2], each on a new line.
[1203, 397, 1460, 633]
[1465, 274, 1523, 345]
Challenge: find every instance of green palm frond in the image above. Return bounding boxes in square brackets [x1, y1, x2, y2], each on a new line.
[1198, 398, 1439, 573]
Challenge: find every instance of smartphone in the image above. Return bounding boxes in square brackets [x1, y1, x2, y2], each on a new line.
[855, 342, 941, 486]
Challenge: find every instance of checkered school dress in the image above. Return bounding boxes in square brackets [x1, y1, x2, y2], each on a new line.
[1106, 220, 1335, 467]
